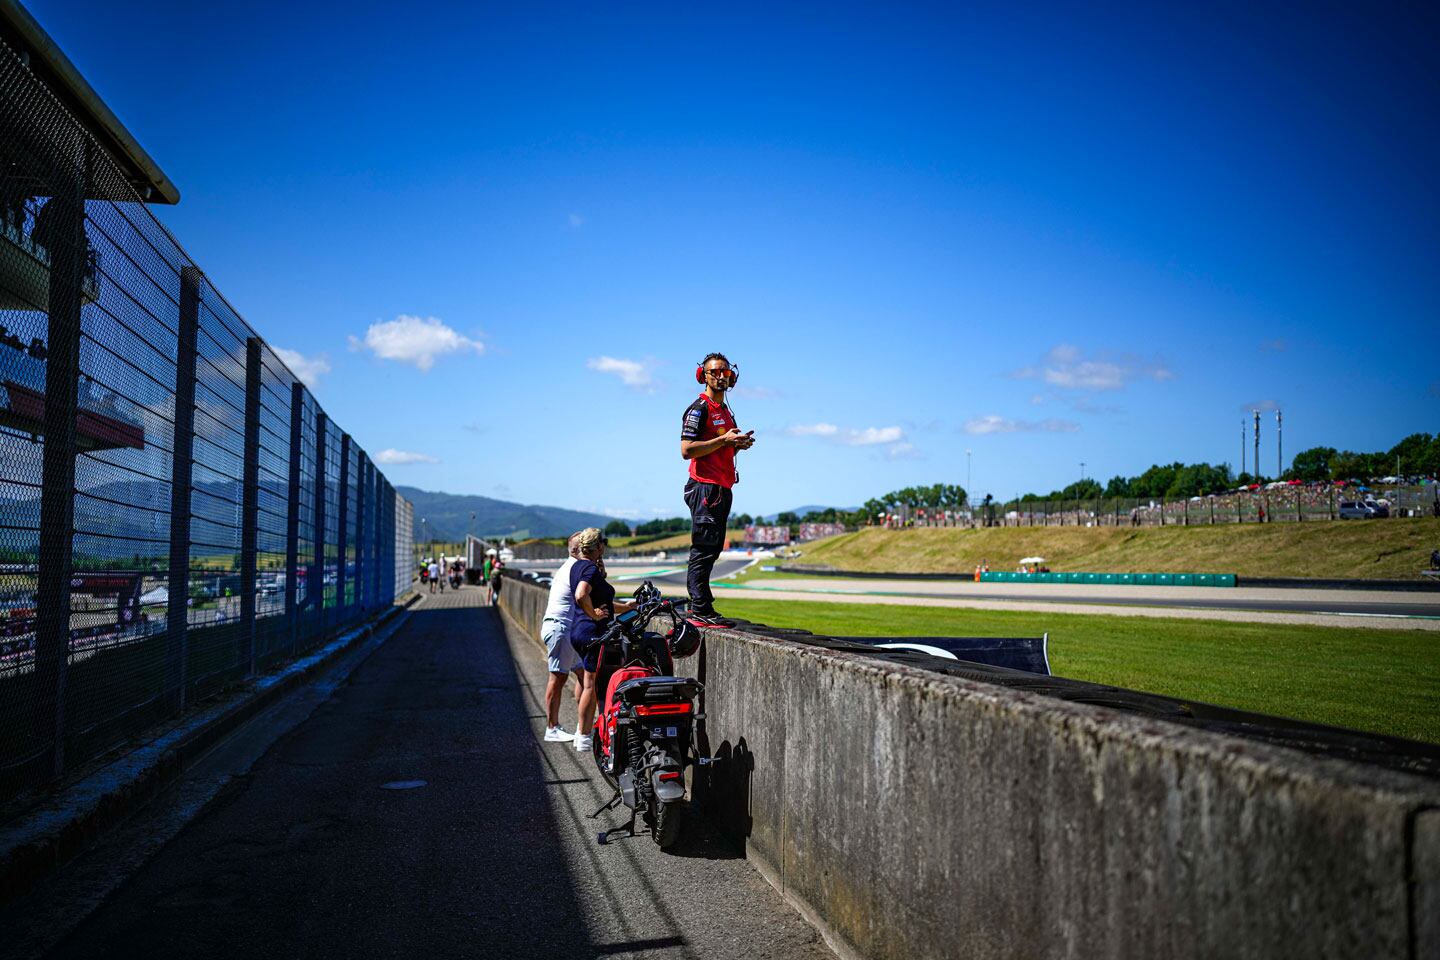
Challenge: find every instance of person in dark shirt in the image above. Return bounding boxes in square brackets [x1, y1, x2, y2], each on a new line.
[567, 527, 635, 753]
[679, 352, 754, 627]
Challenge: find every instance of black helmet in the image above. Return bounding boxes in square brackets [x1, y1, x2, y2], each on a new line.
[666, 617, 702, 659]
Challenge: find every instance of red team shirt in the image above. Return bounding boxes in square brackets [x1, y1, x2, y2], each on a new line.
[680, 392, 738, 487]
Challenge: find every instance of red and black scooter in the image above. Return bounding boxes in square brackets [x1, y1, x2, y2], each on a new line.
[586, 581, 703, 849]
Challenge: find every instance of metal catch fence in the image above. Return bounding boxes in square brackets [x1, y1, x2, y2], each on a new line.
[883, 484, 1438, 529]
[0, 36, 407, 804]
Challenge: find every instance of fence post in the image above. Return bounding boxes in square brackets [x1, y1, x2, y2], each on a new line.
[1159, 496, 1165, 526]
[240, 338, 261, 676]
[312, 412, 328, 640]
[1210, 497, 1215, 525]
[165, 265, 201, 713]
[355, 452, 368, 613]
[285, 382, 304, 650]
[374, 472, 385, 607]
[336, 433, 350, 621]
[33, 150, 87, 779]
[377, 480, 388, 603]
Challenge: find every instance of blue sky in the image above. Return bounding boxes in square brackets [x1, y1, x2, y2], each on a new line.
[30, 1, 1440, 518]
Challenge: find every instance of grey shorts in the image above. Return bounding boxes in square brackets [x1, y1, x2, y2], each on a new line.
[542, 620, 580, 674]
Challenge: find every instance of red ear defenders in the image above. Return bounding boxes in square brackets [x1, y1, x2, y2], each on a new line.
[695, 361, 739, 386]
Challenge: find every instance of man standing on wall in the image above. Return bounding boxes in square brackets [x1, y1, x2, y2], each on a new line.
[680, 352, 754, 627]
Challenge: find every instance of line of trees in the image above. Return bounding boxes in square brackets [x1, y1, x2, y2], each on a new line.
[1287, 433, 1440, 482]
[1018, 433, 1439, 503]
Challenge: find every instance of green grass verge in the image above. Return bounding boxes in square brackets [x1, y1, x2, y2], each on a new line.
[794, 519, 1440, 580]
[714, 597, 1440, 744]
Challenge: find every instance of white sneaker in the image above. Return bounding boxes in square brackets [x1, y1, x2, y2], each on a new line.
[543, 726, 573, 743]
[573, 734, 593, 752]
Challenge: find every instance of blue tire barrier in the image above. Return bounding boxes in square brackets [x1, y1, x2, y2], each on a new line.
[981, 571, 1236, 587]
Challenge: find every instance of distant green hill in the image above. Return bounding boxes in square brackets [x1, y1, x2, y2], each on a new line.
[396, 486, 617, 542]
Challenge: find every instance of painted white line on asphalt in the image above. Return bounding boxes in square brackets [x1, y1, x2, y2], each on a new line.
[1314, 610, 1440, 621]
[612, 567, 682, 581]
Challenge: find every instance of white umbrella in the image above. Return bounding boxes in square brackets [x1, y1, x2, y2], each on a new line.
[1019, 556, 1046, 565]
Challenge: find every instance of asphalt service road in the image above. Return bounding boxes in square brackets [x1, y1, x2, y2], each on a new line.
[38, 587, 832, 960]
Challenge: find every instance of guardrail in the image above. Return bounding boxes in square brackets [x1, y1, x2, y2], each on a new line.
[497, 572, 1439, 960]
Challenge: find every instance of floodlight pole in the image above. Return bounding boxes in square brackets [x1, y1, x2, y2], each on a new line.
[1276, 409, 1282, 478]
[1253, 409, 1261, 481]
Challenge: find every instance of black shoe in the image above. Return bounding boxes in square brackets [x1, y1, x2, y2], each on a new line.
[685, 609, 735, 629]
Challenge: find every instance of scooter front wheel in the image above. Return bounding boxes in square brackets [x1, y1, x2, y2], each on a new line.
[590, 727, 615, 785]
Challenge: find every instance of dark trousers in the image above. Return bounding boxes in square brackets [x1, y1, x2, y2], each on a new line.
[685, 479, 732, 612]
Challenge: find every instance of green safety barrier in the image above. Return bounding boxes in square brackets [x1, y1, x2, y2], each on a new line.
[980, 571, 1236, 587]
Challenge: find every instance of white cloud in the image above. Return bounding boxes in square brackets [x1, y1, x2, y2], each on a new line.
[1047, 360, 1124, 389]
[1011, 344, 1173, 391]
[374, 448, 439, 465]
[785, 423, 839, 437]
[1240, 399, 1280, 413]
[587, 356, 657, 391]
[963, 415, 1081, 435]
[784, 422, 906, 447]
[732, 385, 780, 400]
[349, 315, 484, 371]
[273, 347, 330, 388]
[844, 426, 904, 446]
[568, 213, 585, 227]
[784, 422, 913, 458]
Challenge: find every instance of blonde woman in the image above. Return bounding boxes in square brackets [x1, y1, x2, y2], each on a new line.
[567, 528, 635, 752]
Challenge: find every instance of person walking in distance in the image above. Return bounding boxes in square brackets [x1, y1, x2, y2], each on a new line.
[680, 352, 754, 627]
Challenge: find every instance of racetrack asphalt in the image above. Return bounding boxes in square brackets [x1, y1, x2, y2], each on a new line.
[716, 577, 1440, 621]
[35, 587, 832, 960]
[518, 557, 1440, 629]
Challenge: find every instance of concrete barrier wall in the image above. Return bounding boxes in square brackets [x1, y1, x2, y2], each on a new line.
[498, 575, 1439, 960]
[497, 573, 547, 641]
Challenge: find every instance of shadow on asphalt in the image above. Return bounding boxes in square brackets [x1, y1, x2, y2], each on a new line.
[47, 596, 602, 959]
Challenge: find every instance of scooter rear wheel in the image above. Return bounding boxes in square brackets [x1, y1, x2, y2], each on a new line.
[653, 799, 683, 850]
